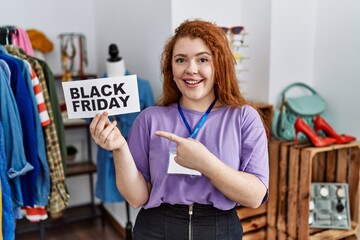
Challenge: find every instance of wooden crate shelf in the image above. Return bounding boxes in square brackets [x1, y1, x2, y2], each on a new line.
[252, 102, 273, 138]
[237, 204, 267, 220]
[243, 228, 267, 240]
[309, 221, 359, 240]
[237, 203, 267, 238]
[267, 140, 360, 240]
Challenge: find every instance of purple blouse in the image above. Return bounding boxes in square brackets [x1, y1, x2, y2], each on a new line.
[127, 104, 269, 210]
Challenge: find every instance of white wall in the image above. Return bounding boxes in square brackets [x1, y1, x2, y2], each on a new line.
[268, 0, 318, 105]
[171, 0, 243, 28]
[94, 0, 171, 100]
[313, 0, 360, 139]
[239, 0, 271, 103]
[0, 0, 98, 75]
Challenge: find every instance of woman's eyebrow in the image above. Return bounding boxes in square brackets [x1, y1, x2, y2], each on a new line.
[173, 51, 211, 57]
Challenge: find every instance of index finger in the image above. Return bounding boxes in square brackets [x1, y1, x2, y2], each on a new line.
[89, 112, 109, 136]
[89, 113, 101, 136]
[155, 131, 183, 144]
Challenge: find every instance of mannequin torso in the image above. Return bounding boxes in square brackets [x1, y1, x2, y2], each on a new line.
[106, 43, 126, 77]
[106, 59, 126, 77]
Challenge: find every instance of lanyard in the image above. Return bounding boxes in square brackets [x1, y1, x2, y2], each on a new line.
[177, 98, 217, 139]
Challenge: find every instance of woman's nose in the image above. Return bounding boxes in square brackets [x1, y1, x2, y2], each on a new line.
[185, 61, 198, 75]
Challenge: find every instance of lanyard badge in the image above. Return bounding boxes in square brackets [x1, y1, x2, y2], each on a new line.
[177, 98, 217, 139]
[167, 98, 217, 176]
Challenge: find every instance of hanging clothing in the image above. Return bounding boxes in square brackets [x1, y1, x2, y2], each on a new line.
[95, 72, 155, 203]
[22, 61, 51, 206]
[0, 122, 15, 240]
[0, 46, 40, 207]
[5, 46, 69, 213]
[37, 58, 67, 174]
[30, 58, 69, 213]
[0, 179, 2, 240]
[0, 27, 16, 46]
[11, 27, 35, 57]
[0, 49, 34, 208]
[8, 50, 51, 206]
[27, 61, 50, 127]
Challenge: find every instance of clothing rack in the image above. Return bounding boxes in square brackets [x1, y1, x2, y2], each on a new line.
[0, 37, 45, 240]
[0, 26, 18, 33]
[0, 26, 18, 45]
[0, 35, 71, 239]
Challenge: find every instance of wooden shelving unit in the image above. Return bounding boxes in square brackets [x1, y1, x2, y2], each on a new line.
[63, 120, 101, 212]
[64, 121, 97, 176]
[237, 204, 267, 240]
[15, 204, 103, 238]
[267, 140, 360, 240]
[57, 75, 103, 228]
[66, 162, 97, 176]
[15, 118, 102, 240]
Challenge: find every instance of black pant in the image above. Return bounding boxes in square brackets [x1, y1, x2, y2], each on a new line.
[133, 203, 243, 240]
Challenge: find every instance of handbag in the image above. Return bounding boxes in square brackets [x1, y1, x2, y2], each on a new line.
[272, 82, 326, 141]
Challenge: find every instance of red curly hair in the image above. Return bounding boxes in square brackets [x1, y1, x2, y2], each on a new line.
[157, 19, 247, 107]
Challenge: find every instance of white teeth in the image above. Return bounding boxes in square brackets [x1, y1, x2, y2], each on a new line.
[185, 80, 200, 85]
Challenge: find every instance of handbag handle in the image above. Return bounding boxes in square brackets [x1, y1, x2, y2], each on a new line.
[280, 82, 320, 101]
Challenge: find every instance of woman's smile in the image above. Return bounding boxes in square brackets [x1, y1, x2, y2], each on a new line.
[182, 78, 204, 86]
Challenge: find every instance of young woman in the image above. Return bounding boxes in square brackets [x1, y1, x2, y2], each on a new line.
[90, 19, 269, 240]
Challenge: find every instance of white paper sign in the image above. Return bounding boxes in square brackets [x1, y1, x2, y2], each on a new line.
[167, 150, 201, 176]
[62, 75, 140, 119]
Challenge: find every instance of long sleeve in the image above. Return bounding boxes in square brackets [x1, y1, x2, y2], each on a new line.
[0, 121, 15, 240]
[0, 58, 33, 208]
[5, 46, 69, 213]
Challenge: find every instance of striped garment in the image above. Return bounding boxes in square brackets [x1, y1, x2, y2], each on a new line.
[25, 61, 50, 126]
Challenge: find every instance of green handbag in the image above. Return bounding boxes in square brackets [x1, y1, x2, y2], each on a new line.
[272, 82, 326, 141]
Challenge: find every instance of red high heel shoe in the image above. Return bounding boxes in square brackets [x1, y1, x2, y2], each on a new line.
[314, 115, 356, 144]
[294, 117, 336, 147]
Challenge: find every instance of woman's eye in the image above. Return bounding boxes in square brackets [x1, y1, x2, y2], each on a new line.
[175, 58, 185, 63]
[199, 57, 208, 63]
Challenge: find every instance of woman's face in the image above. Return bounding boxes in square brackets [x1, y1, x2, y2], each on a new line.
[172, 37, 216, 108]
